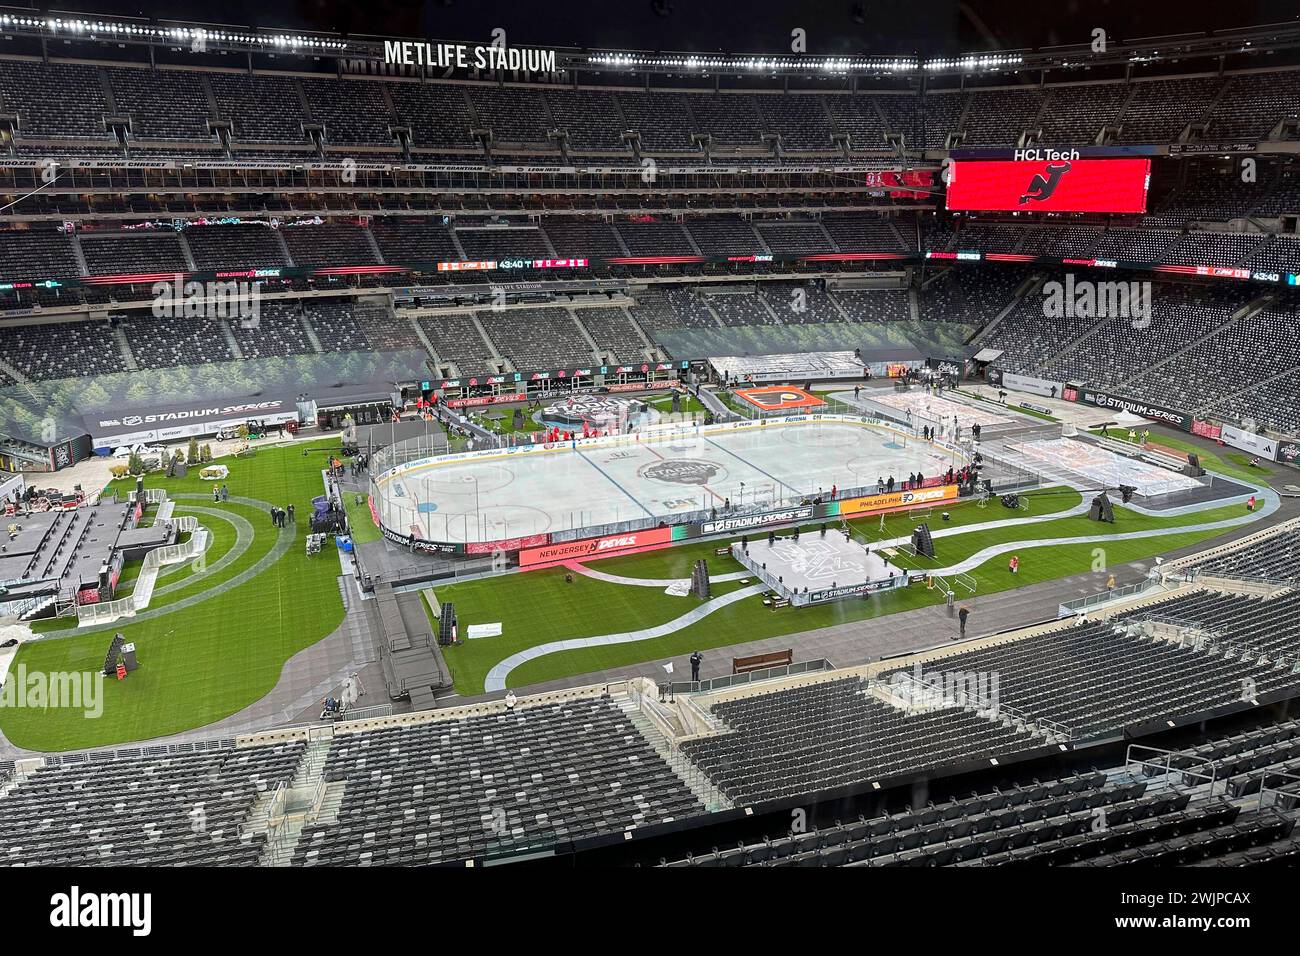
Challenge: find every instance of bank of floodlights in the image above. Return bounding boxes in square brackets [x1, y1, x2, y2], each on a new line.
[0, 15, 348, 51]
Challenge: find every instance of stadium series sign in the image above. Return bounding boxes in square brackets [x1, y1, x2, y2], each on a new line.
[1076, 389, 1192, 432]
[83, 396, 298, 447]
[383, 41, 558, 72]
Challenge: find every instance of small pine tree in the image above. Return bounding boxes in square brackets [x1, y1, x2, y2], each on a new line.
[188, 437, 200, 463]
[202, 443, 213, 462]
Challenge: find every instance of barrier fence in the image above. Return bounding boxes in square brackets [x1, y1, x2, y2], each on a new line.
[666, 658, 835, 695]
[1057, 578, 1163, 617]
[76, 521, 210, 627]
[367, 414, 1025, 554]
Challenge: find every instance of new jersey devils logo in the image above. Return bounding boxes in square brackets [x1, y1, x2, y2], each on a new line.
[1020, 161, 1071, 204]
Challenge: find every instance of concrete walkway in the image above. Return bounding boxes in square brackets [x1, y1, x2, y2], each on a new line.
[149, 505, 254, 596]
[565, 560, 749, 588]
[483, 584, 766, 691]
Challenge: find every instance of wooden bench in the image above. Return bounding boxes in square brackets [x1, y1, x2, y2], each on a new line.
[732, 648, 793, 675]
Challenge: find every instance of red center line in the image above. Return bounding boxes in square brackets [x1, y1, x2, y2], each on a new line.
[639, 439, 725, 502]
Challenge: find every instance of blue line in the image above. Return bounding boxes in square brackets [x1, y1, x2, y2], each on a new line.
[577, 450, 656, 518]
[704, 435, 802, 497]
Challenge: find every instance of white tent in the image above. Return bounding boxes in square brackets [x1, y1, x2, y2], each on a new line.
[1108, 410, 1152, 428]
[0, 623, 36, 687]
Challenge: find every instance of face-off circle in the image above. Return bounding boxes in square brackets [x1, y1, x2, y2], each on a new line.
[420, 464, 517, 496]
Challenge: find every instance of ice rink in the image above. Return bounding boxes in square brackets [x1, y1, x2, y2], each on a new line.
[375, 419, 968, 545]
[865, 391, 1012, 429]
[1011, 437, 1203, 497]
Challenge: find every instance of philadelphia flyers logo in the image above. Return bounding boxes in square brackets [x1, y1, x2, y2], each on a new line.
[748, 391, 808, 409]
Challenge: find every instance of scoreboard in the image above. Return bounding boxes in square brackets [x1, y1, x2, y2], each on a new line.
[945, 154, 1151, 214]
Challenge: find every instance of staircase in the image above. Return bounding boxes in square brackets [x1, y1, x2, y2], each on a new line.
[257, 736, 335, 867]
[218, 319, 244, 361]
[1120, 294, 1273, 391]
[468, 311, 507, 368]
[969, 272, 1046, 347]
[407, 315, 443, 366]
[16, 591, 60, 622]
[0, 355, 28, 384]
[274, 228, 295, 266]
[566, 308, 604, 362]
[700, 298, 727, 328]
[619, 304, 659, 356]
[365, 226, 386, 265]
[617, 696, 731, 813]
[112, 323, 138, 370]
[1197, 362, 1300, 419]
[70, 234, 91, 276]
[299, 312, 325, 353]
[291, 737, 332, 789]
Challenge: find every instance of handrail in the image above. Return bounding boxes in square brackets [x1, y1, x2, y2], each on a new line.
[1255, 767, 1300, 812]
[666, 658, 834, 695]
[1058, 576, 1169, 617]
[75, 523, 210, 626]
[876, 669, 1073, 742]
[1121, 614, 1300, 672]
[1124, 742, 1222, 799]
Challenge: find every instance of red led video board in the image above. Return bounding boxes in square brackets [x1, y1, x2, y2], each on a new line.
[945, 157, 1151, 214]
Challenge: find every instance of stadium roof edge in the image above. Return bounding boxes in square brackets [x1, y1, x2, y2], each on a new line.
[3, 7, 1300, 79]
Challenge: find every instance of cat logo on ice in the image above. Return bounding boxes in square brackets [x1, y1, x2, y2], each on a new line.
[639, 459, 721, 486]
[50, 886, 152, 936]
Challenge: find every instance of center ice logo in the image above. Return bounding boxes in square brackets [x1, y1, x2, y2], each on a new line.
[639, 459, 721, 486]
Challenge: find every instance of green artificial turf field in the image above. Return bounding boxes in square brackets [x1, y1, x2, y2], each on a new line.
[644, 392, 707, 416]
[343, 489, 383, 545]
[0, 439, 346, 752]
[431, 487, 1264, 694]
